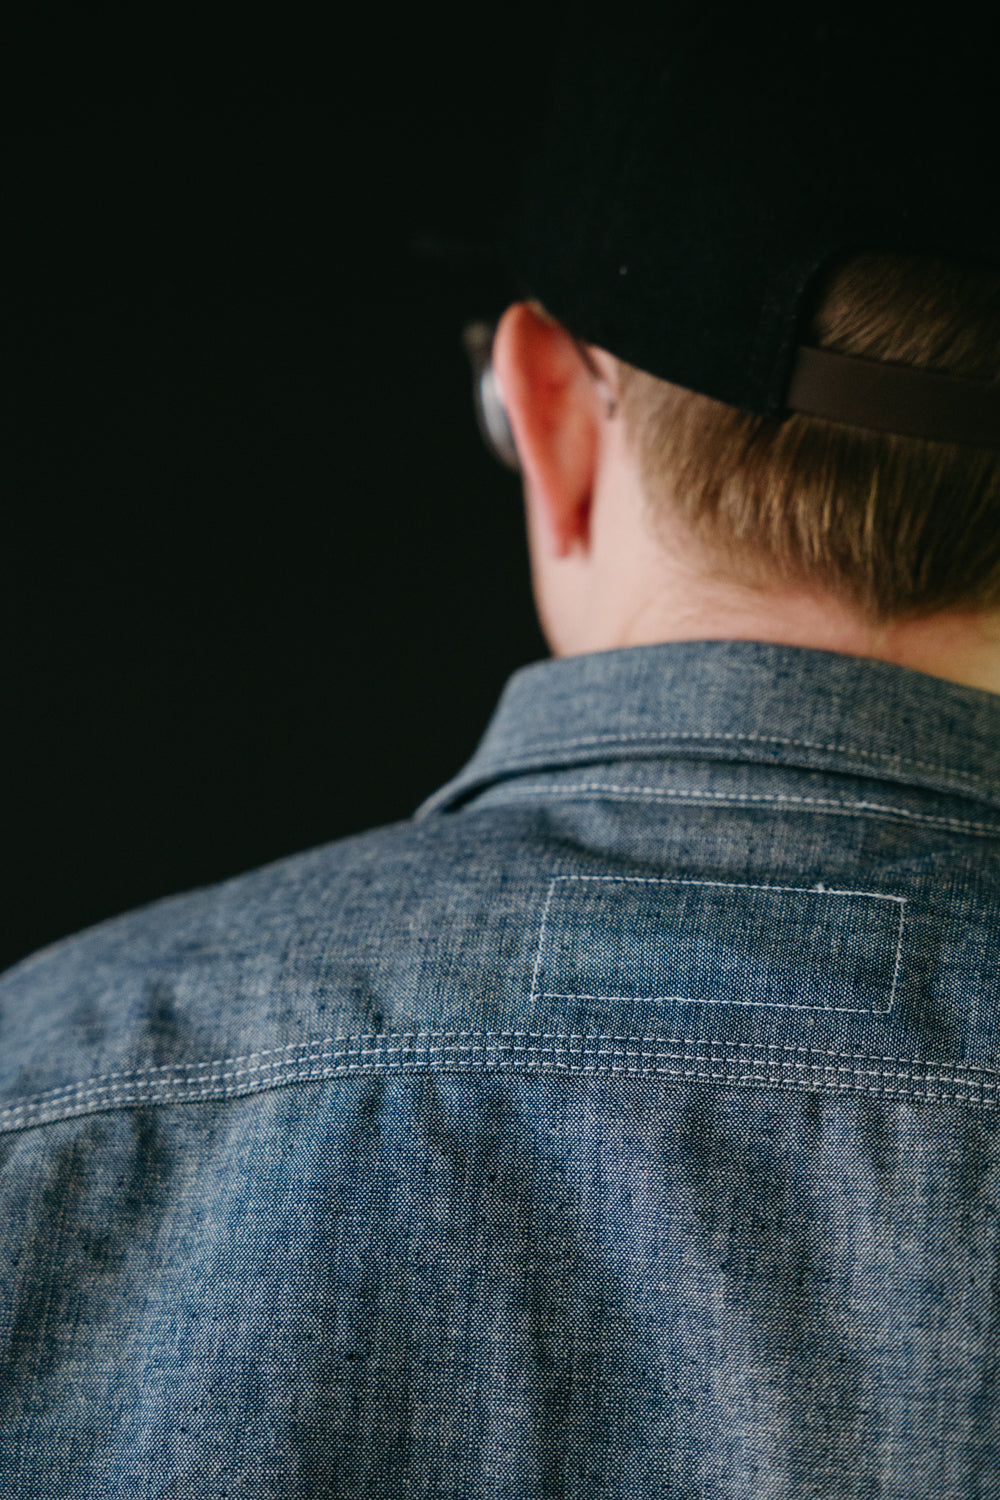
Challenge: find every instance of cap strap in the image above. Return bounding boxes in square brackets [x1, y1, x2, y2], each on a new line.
[786, 345, 1000, 447]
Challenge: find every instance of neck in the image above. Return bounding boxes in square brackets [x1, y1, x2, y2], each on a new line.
[613, 578, 1000, 694]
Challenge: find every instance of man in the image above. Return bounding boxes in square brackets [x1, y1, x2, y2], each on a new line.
[4, 9, 1000, 1497]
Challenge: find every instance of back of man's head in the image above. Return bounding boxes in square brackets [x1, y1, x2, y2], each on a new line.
[504, 6, 1000, 634]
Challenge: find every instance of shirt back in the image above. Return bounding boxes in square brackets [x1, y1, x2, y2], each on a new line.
[3, 641, 1000, 1498]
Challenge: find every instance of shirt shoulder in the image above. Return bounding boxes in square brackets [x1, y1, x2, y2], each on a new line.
[0, 806, 546, 1130]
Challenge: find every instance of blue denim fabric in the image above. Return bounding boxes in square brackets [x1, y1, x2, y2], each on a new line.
[3, 639, 1000, 1497]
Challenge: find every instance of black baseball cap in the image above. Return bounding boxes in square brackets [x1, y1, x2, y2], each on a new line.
[507, 6, 1000, 444]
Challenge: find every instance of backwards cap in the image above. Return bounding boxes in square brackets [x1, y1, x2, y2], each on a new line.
[511, 7, 1000, 441]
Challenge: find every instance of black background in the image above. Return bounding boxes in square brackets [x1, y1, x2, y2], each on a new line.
[4, 13, 562, 970]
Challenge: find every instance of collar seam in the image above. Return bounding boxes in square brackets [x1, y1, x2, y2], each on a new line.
[460, 782, 1000, 837]
[477, 730, 996, 789]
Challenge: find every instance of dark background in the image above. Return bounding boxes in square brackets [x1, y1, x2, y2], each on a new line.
[3, 14, 562, 971]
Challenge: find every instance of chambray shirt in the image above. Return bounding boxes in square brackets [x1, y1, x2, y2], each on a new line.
[3, 639, 1000, 1498]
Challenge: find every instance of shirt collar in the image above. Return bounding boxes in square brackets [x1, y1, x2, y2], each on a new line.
[418, 640, 1000, 818]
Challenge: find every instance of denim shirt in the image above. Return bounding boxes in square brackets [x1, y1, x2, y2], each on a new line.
[3, 639, 1000, 1498]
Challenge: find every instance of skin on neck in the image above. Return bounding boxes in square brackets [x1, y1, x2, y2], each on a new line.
[493, 301, 1000, 695]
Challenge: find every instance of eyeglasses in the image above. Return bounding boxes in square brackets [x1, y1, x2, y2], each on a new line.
[462, 319, 619, 476]
[462, 321, 522, 473]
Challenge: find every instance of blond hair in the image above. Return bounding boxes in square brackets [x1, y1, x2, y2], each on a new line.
[617, 253, 1000, 624]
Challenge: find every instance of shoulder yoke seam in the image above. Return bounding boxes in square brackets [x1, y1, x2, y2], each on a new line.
[4, 1029, 1000, 1130]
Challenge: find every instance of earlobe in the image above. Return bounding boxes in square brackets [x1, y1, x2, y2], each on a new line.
[493, 303, 601, 559]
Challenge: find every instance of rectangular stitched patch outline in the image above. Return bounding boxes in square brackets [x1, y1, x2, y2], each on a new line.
[530, 876, 906, 1013]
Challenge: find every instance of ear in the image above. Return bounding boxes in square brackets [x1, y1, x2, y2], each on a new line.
[492, 302, 602, 558]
